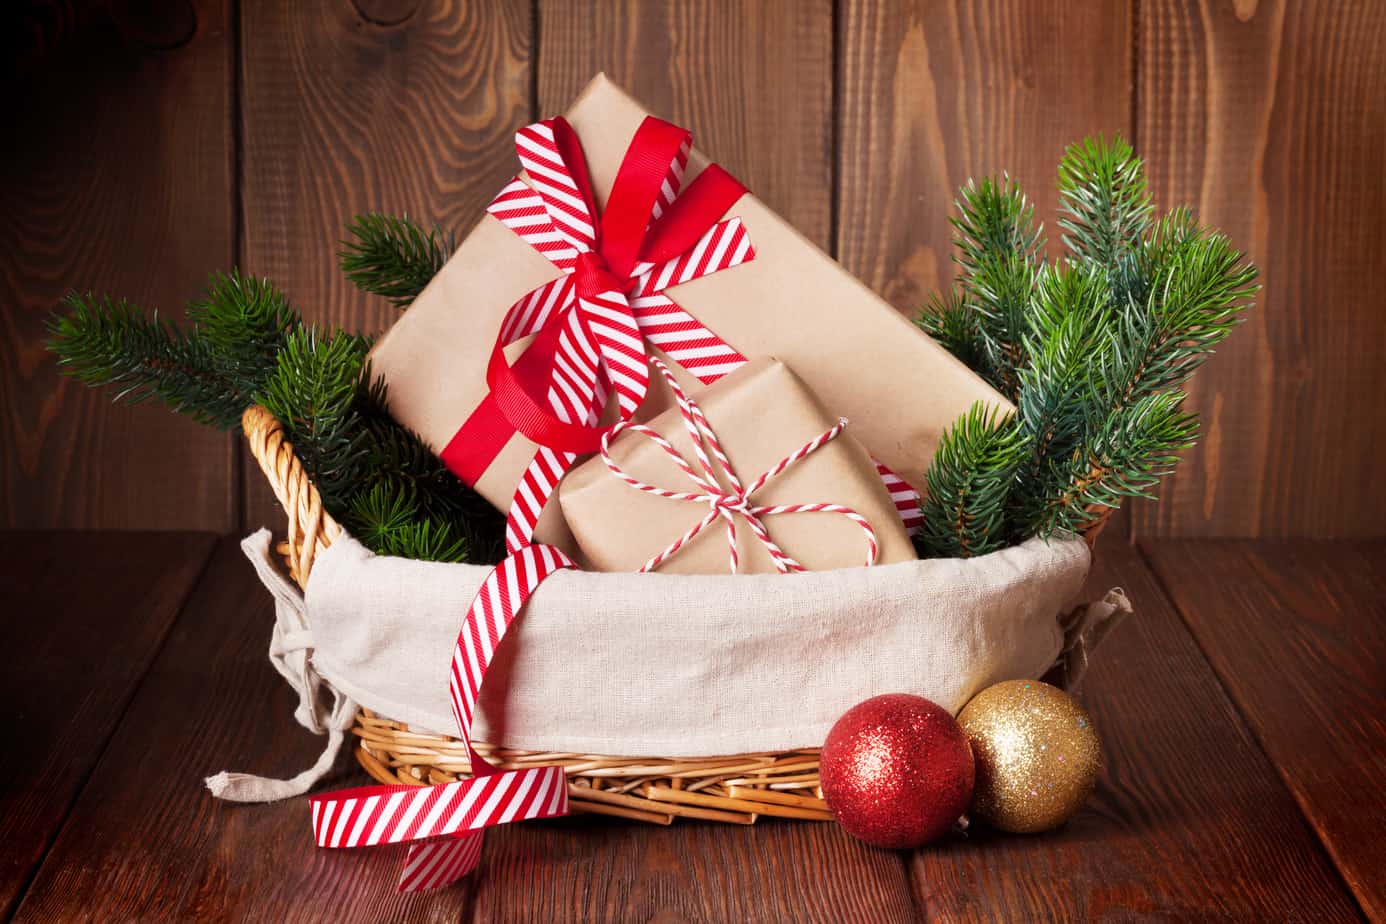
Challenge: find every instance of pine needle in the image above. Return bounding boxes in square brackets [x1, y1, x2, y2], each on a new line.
[339, 213, 454, 308]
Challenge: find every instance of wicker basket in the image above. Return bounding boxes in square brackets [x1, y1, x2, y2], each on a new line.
[243, 404, 1109, 826]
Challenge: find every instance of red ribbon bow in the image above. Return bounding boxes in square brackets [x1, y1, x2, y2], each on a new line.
[442, 116, 755, 531]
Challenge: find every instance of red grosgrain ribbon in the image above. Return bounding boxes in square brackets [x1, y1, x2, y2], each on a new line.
[309, 543, 576, 892]
[442, 115, 755, 548]
[601, 358, 879, 574]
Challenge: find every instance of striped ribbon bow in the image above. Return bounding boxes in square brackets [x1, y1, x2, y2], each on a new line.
[441, 114, 756, 551]
[602, 358, 879, 574]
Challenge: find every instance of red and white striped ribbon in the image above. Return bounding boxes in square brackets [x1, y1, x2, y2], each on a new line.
[600, 358, 879, 574]
[309, 543, 576, 891]
[486, 121, 754, 548]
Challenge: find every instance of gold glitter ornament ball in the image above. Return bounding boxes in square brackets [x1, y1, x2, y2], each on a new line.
[957, 680, 1101, 833]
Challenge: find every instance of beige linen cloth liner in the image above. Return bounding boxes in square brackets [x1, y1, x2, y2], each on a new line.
[210, 530, 1130, 802]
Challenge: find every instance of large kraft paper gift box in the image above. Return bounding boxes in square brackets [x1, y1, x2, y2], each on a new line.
[367, 73, 1011, 550]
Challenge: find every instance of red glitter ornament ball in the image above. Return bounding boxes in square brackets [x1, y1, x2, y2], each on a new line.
[820, 693, 975, 849]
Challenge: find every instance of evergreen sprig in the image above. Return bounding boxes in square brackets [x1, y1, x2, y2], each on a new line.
[345, 482, 472, 563]
[947, 176, 1045, 398]
[1058, 135, 1154, 273]
[47, 235, 506, 566]
[917, 133, 1257, 558]
[1104, 216, 1258, 408]
[255, 327, 373, 507]
[917, 404, 1027, 559]
[1008, 262, 1112, 528]
[918, 287, 985, 373]
[189, 271, 300, 395]
[48, 293, 244, 429]
[340, 213, 454, 308]
[1035, 391, 1197, 535]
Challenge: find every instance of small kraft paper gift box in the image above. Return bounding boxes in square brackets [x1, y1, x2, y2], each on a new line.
[366, 73, 1011, 550]
[559, 357, 917, 574]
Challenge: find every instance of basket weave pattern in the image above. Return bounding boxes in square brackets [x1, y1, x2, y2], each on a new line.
[242, 405, 1106, 825]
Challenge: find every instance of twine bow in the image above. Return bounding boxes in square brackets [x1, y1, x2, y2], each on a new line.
[601, 358, 879, 574]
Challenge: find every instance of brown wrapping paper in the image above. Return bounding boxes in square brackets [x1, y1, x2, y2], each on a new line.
[559, 358, 916, 574]
[367, 73, 1012, 549]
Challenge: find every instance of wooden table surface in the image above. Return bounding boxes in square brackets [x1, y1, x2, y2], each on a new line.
[2, 533, 1383, 923]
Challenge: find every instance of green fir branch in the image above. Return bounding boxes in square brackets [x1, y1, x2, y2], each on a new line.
[1008, 262, 1113, 531]
[255, 327, 373, 506]
[187, 271, 300, 396]
[1035, 391, 1198, 535]
[948, 175, 1045, 398]
[916, 404, 1027, 559]
[340, 213, 454, 308]
[354, 372, 507, 559]
[345, 482, 472, 563]
[915, 134, 1256, 556]
[1101, 218, 1258, 413]
[47, 293, 248, 429]
[917, 286, 987, 373]
[1058, 134, 1154, 272]
[967, 250, 1037, 398]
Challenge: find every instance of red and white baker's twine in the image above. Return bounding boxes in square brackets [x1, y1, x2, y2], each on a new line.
[602, 359, 878, 574]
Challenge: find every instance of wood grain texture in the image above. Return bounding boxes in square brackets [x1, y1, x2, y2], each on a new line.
[0, 531, 215, 919]
[910, 542, 1363, 921]
[472, 816, 916, 923]
[836, 0, 1132, 310]
[0, 2, 236, 530]
[238, 0, 532, 528]
[537, 0, 834, 251]
[1135, 0, 1386, 538]
[1143, 539, 1386, 920]
[11, 537, 472, 923]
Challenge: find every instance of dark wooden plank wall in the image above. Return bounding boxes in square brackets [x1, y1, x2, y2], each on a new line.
[3, 0, 1383, 539]
[1, 0, 236, 531]
[1135, 0, 1386, 538]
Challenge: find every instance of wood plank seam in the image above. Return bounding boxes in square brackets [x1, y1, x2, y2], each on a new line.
[1133, 539, 1371, 921]
[231, 0, 247, 535]
[829, 0, 842, 263]
[1123, 0, 1140, 548]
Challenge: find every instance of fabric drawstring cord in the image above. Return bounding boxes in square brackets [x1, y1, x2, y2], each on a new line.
[204, 529, 358, 803]
[1045, 587, 1133, 693]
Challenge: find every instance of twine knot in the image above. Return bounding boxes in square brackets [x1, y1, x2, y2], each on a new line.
[711, 493, 752, 516]
[600, 357, 879, 574]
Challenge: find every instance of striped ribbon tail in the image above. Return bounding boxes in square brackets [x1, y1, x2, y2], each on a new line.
[513, 121, 598, 252]
[488, 179, 581, 273]
[628, 218, 754, 385]
[309, 545, 576, 891]
[875, 464, 923, 535]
